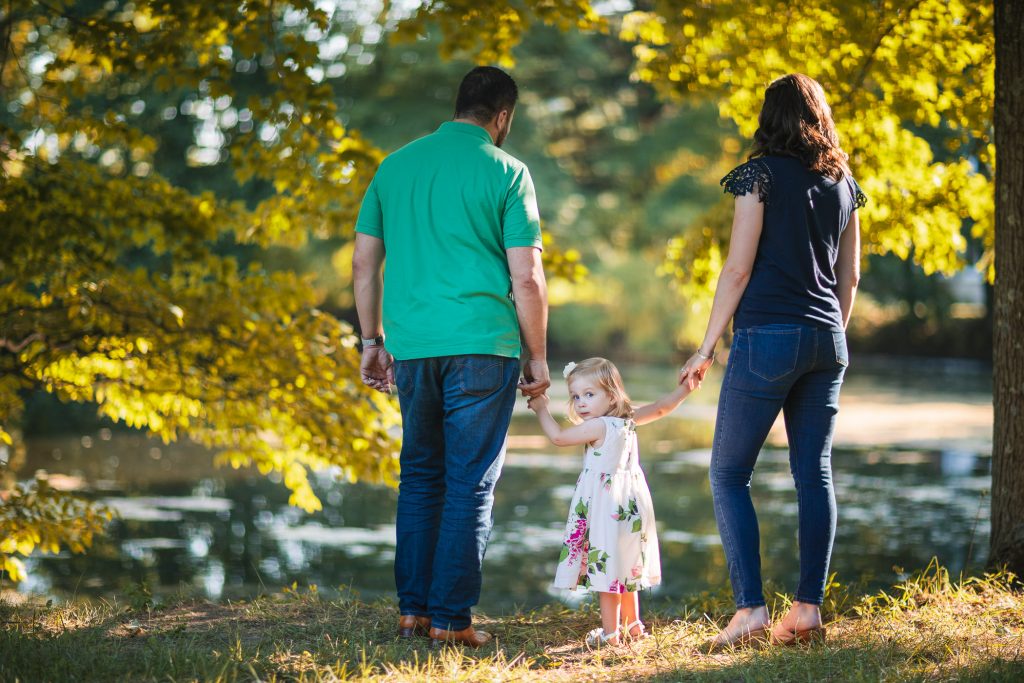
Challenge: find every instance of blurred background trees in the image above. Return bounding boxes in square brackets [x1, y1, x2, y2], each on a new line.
[2, 0, 1007, 579]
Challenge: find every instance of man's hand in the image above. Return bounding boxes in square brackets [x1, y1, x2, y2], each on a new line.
[518, 358, 550, 397]
[361, 346, 394, 394]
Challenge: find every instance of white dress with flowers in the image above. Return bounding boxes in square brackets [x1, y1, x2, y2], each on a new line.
[552, 416, 661, 593]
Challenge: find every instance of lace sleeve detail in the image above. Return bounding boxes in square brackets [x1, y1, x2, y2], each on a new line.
[720, 160, 772, 204]
[850, 177, 867, 210]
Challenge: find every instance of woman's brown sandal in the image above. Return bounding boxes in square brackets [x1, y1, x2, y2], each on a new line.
[769, 624, 826, 646]
[704, 624, 769, 653]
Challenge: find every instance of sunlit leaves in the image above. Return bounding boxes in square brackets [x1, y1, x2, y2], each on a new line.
[0, 475, 113, 581]
[2, 0, 384, 246]
[0, 1, 408, 570]
[394, 1, 606, 68]
[0, 156, 402, 522]
[622, 0, 994, 286]
[541, 232, 588, 283]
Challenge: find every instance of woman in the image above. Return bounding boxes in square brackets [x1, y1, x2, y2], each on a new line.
[679, 73, 865, 649]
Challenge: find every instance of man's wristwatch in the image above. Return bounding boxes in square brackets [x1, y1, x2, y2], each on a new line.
[361, 334, 385, 348]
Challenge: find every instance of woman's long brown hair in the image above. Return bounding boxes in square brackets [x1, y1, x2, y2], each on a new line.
[750, 74, 850, 180]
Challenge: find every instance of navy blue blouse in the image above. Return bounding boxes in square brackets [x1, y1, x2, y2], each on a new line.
[721, 155, 866, 331]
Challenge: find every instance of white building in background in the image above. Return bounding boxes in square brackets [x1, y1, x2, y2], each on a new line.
[945, 267, 988, 319]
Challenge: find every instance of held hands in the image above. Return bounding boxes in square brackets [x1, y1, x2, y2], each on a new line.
[518, 358, 550, 398]
[360, 346, 394, 394]
[679, 348, 715, 389]
[525, 393, 549, 413]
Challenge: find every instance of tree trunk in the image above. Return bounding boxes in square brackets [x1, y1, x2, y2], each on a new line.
[990, 0, 1024, 576]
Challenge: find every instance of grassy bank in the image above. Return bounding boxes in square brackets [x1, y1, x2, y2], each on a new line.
[2, 563, 1023, 682]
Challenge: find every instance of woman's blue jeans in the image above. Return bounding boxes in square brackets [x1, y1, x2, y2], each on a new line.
[392, 354, 519, 631]
[710, 324, 848, 608]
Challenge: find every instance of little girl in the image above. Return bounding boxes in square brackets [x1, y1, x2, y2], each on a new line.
[526, 357, 696, 646]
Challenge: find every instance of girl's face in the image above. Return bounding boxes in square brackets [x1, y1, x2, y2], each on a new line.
[568, 376, 613, 420]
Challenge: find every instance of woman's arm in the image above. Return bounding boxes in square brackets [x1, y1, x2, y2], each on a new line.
[836, 211, 861, 328]
[527, 394, 606, 447]
[680, 190, 764, 382]
[633, 382, 693, 426]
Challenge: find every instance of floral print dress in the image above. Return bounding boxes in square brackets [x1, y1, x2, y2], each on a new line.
[552, 416, 661, 593]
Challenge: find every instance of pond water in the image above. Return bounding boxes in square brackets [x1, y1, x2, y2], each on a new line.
[11, 358, 993, 615]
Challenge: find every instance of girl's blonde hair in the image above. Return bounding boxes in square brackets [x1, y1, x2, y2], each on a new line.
[565, 357, 633, 423]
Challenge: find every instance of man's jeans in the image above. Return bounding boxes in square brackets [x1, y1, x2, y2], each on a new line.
[710, 324, 848, 609]
[392, 354, 519, 631]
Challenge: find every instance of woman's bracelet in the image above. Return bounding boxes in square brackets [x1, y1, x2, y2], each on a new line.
[695, 347, 716, 362]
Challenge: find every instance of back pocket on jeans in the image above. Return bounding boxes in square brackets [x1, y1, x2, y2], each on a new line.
[747, 327, 801, 381]
[832, 331, 849, 367]
[459, 356, 506, 397]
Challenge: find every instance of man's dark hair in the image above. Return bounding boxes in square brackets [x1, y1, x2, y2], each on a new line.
[455, 66, 518, 122]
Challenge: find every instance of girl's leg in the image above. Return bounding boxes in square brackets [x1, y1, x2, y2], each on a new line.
[620, 591, 643, 637]
[598, 592, 622, 643]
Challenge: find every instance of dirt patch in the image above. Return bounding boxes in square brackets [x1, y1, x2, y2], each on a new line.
[105, 600, 245, 639]
[763, 395, 993, 453]
[102, 602, 286, 651]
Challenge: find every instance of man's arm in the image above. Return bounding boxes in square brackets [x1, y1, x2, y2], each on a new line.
[507, 246, 549, 397]
[352, 233, 392, 392]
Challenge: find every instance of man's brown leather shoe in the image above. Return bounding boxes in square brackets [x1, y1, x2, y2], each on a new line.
[398, 615, 431, 638]
[429, 625, 493, 648]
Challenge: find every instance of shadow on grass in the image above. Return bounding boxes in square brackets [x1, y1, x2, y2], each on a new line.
[0, 592, 387, 681]
[955, 658, 1024, 683]
[639, 643, 925, 683]
[0, 594, 595, 681]
[3, 569, 1023, 683]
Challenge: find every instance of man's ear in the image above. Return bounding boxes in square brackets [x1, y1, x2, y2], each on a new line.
[495, 109, 511, 130]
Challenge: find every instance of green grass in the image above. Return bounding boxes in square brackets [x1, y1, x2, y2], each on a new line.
[2, 562, 1023, 682]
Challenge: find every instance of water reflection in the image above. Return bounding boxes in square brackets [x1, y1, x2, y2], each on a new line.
[14, 364, 993, 614]
[15, 435, 992, 613]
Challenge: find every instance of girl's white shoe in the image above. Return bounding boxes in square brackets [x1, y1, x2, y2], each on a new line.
[585, 626, 622, 647]
[623, 619, 648, 641]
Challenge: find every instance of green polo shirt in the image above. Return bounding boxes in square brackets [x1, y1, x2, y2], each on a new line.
[354, 121, 542, 361]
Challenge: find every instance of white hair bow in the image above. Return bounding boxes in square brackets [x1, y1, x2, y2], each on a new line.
[562, 362, 577, 378]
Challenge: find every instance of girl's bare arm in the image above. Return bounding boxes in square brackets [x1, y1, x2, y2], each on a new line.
[633, 382, 693, 426]
[529, 395, 606, 447]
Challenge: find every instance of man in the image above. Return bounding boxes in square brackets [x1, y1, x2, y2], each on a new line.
[352, 66, 549, 648]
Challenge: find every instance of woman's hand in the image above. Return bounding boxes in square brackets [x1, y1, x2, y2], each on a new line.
[526, 393, 549, 413]
[679, 351, 715, 388]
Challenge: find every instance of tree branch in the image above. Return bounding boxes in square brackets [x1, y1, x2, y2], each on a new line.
[0, 0, 16, 89]
[0, 332, 41, 353]
[850, 0, 928, 92]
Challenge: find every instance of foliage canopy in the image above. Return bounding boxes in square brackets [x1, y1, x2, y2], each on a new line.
[620, 0, 994, 301]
